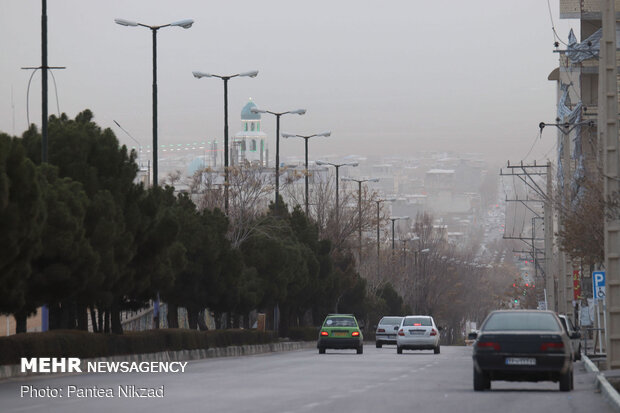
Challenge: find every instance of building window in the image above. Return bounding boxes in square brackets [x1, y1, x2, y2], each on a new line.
[240, 141, 246, 151]
[244, 123, 248, 132]
[251, 122, 255, 131]
[250, 140, 257, 152]
[257, 123, 260, 131]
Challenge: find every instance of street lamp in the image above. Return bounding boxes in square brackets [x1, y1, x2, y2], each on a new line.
[115, 16, 193, 331]
[115, 17, 194, 188]
[389, 216, 410, 254]
[373, 197, 396, 274]
[251, 107, 306, 214]
[315, 160, 359, 225]
[282, 131, 331, 216]
[342, 177, 380, 260]
[193, 70, 259, 214]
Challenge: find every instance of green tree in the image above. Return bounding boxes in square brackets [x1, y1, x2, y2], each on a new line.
[0, 134, 45, 331]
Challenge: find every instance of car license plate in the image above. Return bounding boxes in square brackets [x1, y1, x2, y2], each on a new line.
[388, 335, 396, 339]
[410, 330, 425, 335]
[505, 358, 536, 366]
[334, 332, 347, 337]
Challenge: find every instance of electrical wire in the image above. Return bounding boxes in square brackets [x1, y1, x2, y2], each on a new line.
[547, 0, 569, 47]
[522, 131, 542, 161]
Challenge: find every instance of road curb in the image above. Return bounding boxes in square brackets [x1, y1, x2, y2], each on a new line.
[583, 353, 620, 412]
[0, 341, 316, 381]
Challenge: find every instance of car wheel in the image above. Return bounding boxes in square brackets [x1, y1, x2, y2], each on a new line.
[357, 345, 363, 354]
[434, 345, 440, 354]
[319, 347, 325, 354]
[397, 346, 403, 354]
[559, 368, 573, 392]
[575, 344, 582, 361]
[376, 342, 382, 348]
[473, 367, 490, 391]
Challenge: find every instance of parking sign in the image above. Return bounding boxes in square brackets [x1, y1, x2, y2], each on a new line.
[593, 271, 606, 300]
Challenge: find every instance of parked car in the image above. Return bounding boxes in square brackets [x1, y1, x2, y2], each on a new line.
[375, 316, 403, 348]
[558, 314, 582, 361]
[317, 314, 364, 354]
[470, 310, 573, 391]
[396, 315, 441, 354]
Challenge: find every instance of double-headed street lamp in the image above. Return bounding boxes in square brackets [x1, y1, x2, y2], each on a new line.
[315, 160, 359, 225]
[115, 17, 194, 188]
[281, 131, 331, 216]
[374, 197, 396, 272]
[342, 177, 380, 261]
[192, 70, 259, 214]
[251, 107, 306, 213]
[389, 216, 410, 254]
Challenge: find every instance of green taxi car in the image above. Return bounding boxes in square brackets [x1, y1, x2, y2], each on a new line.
[317, 314, 364, 354]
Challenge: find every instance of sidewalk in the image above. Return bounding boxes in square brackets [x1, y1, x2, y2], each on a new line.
[583, 353, 620, 412]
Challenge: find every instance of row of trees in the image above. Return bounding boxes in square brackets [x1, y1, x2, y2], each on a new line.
[1, 110, 403, 335]
[2, 109, 510, 341]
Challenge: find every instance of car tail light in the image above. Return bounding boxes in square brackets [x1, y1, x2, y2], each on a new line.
[477, 341, 500, 351]
[352, 331, 360, 337]
[414, 323, 422, 326]
[398, 329, 405, 336]
[540, 342, 564, 352]
[430, 329, 437, 336]
[378, 328, 385, 333]
[320, 331, 329, 336]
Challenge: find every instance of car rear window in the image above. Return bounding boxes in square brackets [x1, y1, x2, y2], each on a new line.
[380, 317, 403, 325]
[482, 312, 561, 332]
[402, 317, 432, 327]
[324, 317, 356, 327]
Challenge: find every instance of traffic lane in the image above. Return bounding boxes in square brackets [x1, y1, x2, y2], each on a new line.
[332, 346, 611, 413]
[0, 345, 614, 413]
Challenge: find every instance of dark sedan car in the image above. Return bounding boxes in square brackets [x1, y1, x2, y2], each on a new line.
[470, 310, 573, 391]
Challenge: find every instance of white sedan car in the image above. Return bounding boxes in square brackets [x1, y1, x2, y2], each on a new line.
[396, 315, 441, 354]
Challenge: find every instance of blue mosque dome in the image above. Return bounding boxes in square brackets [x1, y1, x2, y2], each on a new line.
[241, 99, 261, 120]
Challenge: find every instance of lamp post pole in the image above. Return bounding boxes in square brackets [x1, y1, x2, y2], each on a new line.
[282, 131, 331, 216]
[341, 177, 379, 262]
[193, 70, 259, 215]
[389, 216, 409, 255]
[373, 198, 395, 278]
[253, 108, 306, 213]
[115, 17, 194, 188]
[316, 160, 358, 226]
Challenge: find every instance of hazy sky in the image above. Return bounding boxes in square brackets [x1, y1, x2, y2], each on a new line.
[1, 0, 576, 164]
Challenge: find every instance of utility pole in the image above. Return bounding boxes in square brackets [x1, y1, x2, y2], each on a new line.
[500, 162, 551, 307]
[601, 0, 620, 370]
[544, 162, 555, 311]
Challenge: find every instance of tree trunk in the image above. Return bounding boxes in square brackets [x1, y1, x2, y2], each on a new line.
[187, 306, 198, 330]
[111, 303, 123, 334]
[89, 307, 99, 332]
[213, 312, 221, 329]
[167, 303, 179, 328]
[15, 311, 27, 334]
[49, 303, 61, 330]
[197, 309, 209, 331]
[104, 309, 110, 334]
[76, 303, 88, 330]
[279, 305, 290, 338]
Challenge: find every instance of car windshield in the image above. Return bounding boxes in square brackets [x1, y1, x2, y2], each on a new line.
[402, 317, 432, 327]
[483, 312, 561, 332]
[325, 317, 356, 327]
[380, 317, 403, 325]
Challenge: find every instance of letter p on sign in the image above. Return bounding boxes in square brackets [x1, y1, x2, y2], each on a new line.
[593, 271, 606, 300]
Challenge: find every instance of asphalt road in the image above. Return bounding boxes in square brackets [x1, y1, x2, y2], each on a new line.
[0, 345, 614, 413]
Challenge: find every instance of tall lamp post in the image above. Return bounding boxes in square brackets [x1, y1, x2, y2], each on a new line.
[315, 160, 359, 225]
[115, 17, 193, 330]
[192, 70, 259, 214]
[282, 131, 331, 216]
[342, 177, 379, 261]
[373, 197, 396, 276]
[115, 17, 194, 188]
[251, 107, 306, 213]
[389, 216, 410, 254]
